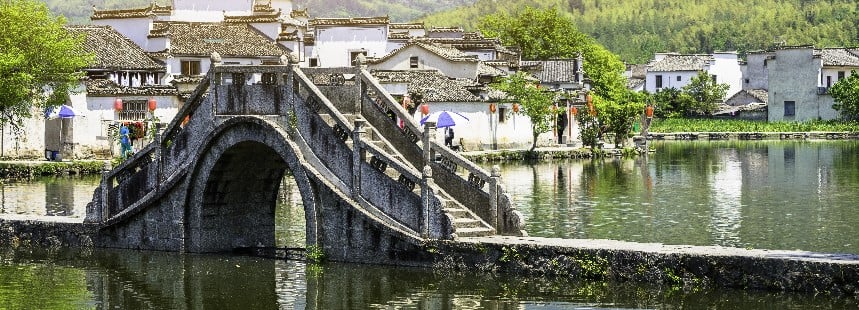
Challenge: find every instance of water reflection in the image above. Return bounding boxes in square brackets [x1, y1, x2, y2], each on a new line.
[497, 141, 859, 254]
[0, 175, 99, 221]
[1, 247, 855, 309]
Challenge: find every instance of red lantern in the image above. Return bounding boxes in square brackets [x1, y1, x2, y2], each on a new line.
[571, 106, 578, 117]
[148, 97, 157, 112]
[489, 103, 497, 113]
[420, 103, 430, 115]
[512, 103, 520, 113]
[585, 93, 592, 105]
[645, 105, 654, 118]
[114, 98, 123, 111]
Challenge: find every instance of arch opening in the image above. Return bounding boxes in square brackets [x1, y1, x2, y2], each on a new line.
[192, 140, 306, 252]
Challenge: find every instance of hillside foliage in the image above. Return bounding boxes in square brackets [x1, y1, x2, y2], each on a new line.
[421, 0, 859, 63]
[41, 0, 477, 24]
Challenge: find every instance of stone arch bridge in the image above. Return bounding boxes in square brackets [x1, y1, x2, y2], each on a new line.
[85, 60, 525, 265]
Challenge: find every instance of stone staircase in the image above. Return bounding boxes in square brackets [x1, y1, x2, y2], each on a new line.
[320, 113, 495, 238]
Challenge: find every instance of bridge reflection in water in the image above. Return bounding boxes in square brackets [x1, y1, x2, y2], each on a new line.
[2, 247, 853, 309]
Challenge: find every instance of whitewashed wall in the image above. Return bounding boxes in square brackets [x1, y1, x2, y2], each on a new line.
[710, 52, 742, 99]
[406, 102, 570, 151]
[312, 26, 388, 67]
[370, 45, 478, 80]
[645, 70, 699, 93]
[92, 18, 154, 51]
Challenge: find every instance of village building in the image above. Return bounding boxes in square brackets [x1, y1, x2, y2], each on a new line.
[766, 46, 859, 121]
[47, 25, 174, 160]
[644, 52, 742, 99]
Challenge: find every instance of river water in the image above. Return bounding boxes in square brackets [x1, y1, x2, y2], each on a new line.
[1, 141, 858, 308]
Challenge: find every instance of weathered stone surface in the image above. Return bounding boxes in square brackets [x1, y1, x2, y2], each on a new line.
[428, 236, 859, 296]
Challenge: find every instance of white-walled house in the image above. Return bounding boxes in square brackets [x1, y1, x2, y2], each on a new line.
[767, 46, 859, 121]
[307, 17, 390, 67]
[645, 52, 742, 99]
[370, 70, 554, 150]
[37, 25, 177, 160]
[370, 42, 480, 80]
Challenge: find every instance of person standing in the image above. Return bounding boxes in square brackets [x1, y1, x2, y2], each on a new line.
[556, 110, 568, 144]
[444, 127, 455, 148]
[119, 123, 132, 160]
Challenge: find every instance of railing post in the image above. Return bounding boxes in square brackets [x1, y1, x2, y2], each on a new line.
[421, 165, 434, 238]
[355, 56, 367, 114]
[155, 132, 163, 183]
[352, 118, 366, 199]
[422, 121, 437, 166]
[489, 165, 501, 232]
[100, 160, 112, 222]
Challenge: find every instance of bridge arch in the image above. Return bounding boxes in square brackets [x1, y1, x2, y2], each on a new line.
[184, 117, 319, 253]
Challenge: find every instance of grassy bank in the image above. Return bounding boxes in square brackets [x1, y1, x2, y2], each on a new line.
[649, 119, 859, 133]
[0, 161, 104, 180]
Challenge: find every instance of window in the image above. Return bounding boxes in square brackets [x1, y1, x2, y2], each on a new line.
[410, 56, 419, 68]
[784, 101, 795, 117]
[655, 75, 663, 89]
[745, 78, 749, 84]
[308, 58, 319, 67]
[711, 75, 717, 83]
[349, 51, 367, 66]
[838, 71, 846, 80]
[118, 99, 148, 121]
[181, 60, 201, 76]
[499, 107, 507, 123]
[676, 76, 681, 82]
[826, 76, 832, 88]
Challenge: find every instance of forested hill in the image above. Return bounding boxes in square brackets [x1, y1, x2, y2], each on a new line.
[43, 0, 167, 24]
[42, 0, 476, 24]
[420, 0, 859, 63]
[294, 0, 475, 21]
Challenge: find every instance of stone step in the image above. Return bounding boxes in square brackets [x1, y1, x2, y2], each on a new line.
[454, 226, 495, 238]
[452, 217, 486, 229]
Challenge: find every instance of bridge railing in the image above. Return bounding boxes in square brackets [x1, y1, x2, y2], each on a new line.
[357, 69, 524, 235]
[291, 68, 356, 189]
[356, 135, 427, 234]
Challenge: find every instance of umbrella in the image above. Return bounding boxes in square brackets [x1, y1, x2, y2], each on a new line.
[419, 110, 470, 128]
[44, 105, 84, 161]
[45, 104, 84, 119]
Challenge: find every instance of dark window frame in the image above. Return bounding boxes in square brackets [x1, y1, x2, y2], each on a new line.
[181, 60, 201, 76]
[784, 100, 795, 117]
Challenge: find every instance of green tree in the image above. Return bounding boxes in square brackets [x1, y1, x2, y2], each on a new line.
[0, 0, 92, 130]
[830, 70, 859, 120]
[491, 71, 555, 151]
[652, 87, 696, 118]
[598, 91, 646, 148]
[682, 72, 729, 116]
[478, 6, 627, 99]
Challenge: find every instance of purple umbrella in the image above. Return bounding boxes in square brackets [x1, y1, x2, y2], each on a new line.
[45, 105, 83, 119]
[419, 110, 469, 128]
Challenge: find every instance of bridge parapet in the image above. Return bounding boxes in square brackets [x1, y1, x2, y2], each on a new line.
[355, 69, 525, 236]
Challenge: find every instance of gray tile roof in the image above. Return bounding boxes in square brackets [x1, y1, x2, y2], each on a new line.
[373, 42, 478, 64]
[371, 70, 482, 103]
[309, 17, 389, 26]
[224, 12, 281, 23]
[478, 63, 506, 77]
[148, 22, 288, 57]
[819, 48, 859, 67]
[726, 89, 768, 105]
[649, 54, 711, 72]
[65, 25, 163, 71]
[390, 23, 424, 30]
[519, 59, 580, 83]
[91, 3, 172, 20]
[86, 79, 178, 96]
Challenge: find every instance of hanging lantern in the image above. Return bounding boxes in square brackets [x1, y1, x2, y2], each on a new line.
[148, 97, 157, 112]
[420, 103, 430, 115]
[585, 93, 592, 105]
[645, 105, 654, 118]
[114, 98, 123, 111]
[571, 106, 578, 117]
[512, 103, 520, 113]
[489, 103, 497, 113]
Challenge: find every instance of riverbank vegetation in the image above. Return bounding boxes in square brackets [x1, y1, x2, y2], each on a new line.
[0, 161, 103, 180]
[650, 119, 859, 133]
